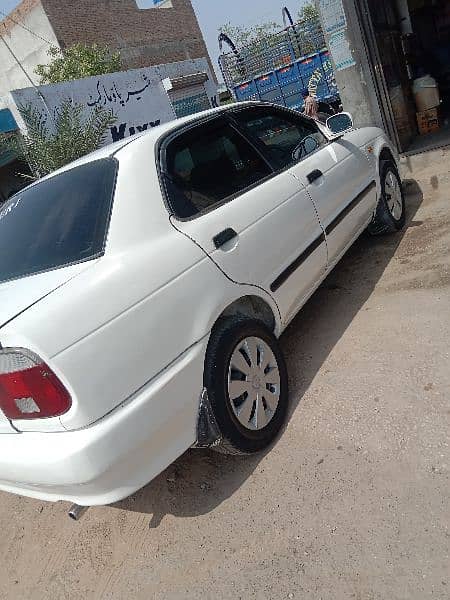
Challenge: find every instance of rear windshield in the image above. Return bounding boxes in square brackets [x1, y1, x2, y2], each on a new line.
[0, 158, 117, 284]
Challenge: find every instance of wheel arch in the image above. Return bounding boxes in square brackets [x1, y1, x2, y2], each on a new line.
[195, 294, 280, 448]
[214, 294, 278, 334]
[379, 146, 396, 166]
[197, 307, 288, 451]
[373, 139, 400, 199]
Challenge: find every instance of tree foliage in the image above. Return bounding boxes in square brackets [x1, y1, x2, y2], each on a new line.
[10, 100, 116, 178]
[35, 44, 122, 85]
[219, 2, 320, 48]
[219, 21, 280, 49]
[219, 2, 321, 47]
[219, 3, 323, 80]
[298, 2, 320, 22]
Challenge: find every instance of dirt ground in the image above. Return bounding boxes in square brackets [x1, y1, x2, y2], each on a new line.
[0, 148, 449, 600]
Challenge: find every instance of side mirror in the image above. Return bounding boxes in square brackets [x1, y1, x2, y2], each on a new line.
[326, 112, 354, 135]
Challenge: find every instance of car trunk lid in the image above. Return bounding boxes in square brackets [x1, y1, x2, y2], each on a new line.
[0, 263, 94, 330]
[0, 263, 97, 432]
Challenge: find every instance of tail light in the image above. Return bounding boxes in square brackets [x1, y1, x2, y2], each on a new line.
[0, 348, 71, 420]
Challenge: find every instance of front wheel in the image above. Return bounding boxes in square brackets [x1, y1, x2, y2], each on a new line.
[368, 161, 405, 235]
[204, 317, 289, 455]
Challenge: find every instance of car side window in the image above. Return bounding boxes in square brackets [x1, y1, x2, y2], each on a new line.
[232, 108, 327, 171]
[164, 119, 272, 219]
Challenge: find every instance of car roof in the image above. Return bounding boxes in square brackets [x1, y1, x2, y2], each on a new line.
[105, 101, 324, 158]
[111, 101, 263, 154]
[30, 101, 322, 186]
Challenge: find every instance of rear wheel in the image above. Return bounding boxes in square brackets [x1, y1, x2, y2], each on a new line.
[204, 317, 289, 455]
[368, 161, 405, 235]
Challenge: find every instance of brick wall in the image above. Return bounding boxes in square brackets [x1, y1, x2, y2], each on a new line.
[39, 0, 212, 73]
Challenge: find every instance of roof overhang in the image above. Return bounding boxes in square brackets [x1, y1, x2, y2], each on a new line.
[163, 72, 209, 92]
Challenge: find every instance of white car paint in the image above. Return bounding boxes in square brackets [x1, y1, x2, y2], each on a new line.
[0, 262, 98, 329]
[0, 102, 398, 505]
[172, 169, 328, 324]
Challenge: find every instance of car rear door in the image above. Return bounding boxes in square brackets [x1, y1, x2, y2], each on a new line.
[161, 114, 327, 321]
[232, 106, 376, 267]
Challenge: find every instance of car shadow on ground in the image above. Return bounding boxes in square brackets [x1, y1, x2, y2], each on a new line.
[114, 180, 423, 527]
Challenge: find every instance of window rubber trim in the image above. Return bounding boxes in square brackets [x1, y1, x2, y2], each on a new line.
[0, 157, 119, 286]
[227, 104, 330, 175]
[156, 113, 276, 222]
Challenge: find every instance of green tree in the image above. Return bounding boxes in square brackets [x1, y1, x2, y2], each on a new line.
[219, 21, 280, 48]
[219, 21, 283, 79]
[219, 4, 323, 80]
[219, 2, 320, 48]
[35, 43, 122, 85]
[298, 2, 320, 22]
[10, 100, 116, 178]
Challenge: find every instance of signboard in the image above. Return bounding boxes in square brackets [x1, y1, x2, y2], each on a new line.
[318, 0, 355, 72]
[318, 0, 347, 35]
[9, 58, 218, 148]
[11, 69, 175, 148]
[328, 30, 356, 71]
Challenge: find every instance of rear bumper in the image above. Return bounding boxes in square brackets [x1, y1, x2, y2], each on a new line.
[0, 338, 207, 506]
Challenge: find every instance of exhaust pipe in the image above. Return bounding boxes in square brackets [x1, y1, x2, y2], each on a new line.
[68, 504, 89, 521]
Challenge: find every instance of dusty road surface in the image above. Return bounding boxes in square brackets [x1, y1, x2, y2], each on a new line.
[0, 148, 449, 600]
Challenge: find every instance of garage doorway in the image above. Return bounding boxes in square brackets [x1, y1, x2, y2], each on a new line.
[357, 0, 450, 154]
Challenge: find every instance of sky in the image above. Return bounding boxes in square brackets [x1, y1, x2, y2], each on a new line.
[0, 0, 307, 78]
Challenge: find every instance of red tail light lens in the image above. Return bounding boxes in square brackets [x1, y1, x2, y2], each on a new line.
[0, 348, 71, 420]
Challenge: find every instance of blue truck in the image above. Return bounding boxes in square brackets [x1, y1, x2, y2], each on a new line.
[219, 12, 340, 113]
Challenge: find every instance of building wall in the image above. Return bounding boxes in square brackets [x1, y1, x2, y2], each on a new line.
[39, 0, 213, 73]
[0, 0, 59, 98]
[0, 0, 215, 102]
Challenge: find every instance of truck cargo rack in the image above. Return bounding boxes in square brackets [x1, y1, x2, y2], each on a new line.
[219, 12, 340, 112]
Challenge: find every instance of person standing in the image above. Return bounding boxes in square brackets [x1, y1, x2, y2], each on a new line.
[302, 88, 319, 120]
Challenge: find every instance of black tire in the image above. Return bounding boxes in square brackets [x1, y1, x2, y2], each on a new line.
[368, 161, 405, 235]
[204, 317, 289, 455]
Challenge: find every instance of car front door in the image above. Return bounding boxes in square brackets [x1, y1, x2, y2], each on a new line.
[161, 115, 327, 322]
[232, 106, 376, 268]
[291, 131, 377, 267]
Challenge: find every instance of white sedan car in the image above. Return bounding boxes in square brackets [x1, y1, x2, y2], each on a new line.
[0, 102, 404, 511]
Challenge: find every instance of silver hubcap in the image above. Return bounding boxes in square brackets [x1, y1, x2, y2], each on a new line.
[227, 336, 281, 431]
[385, 170, 403, 220]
